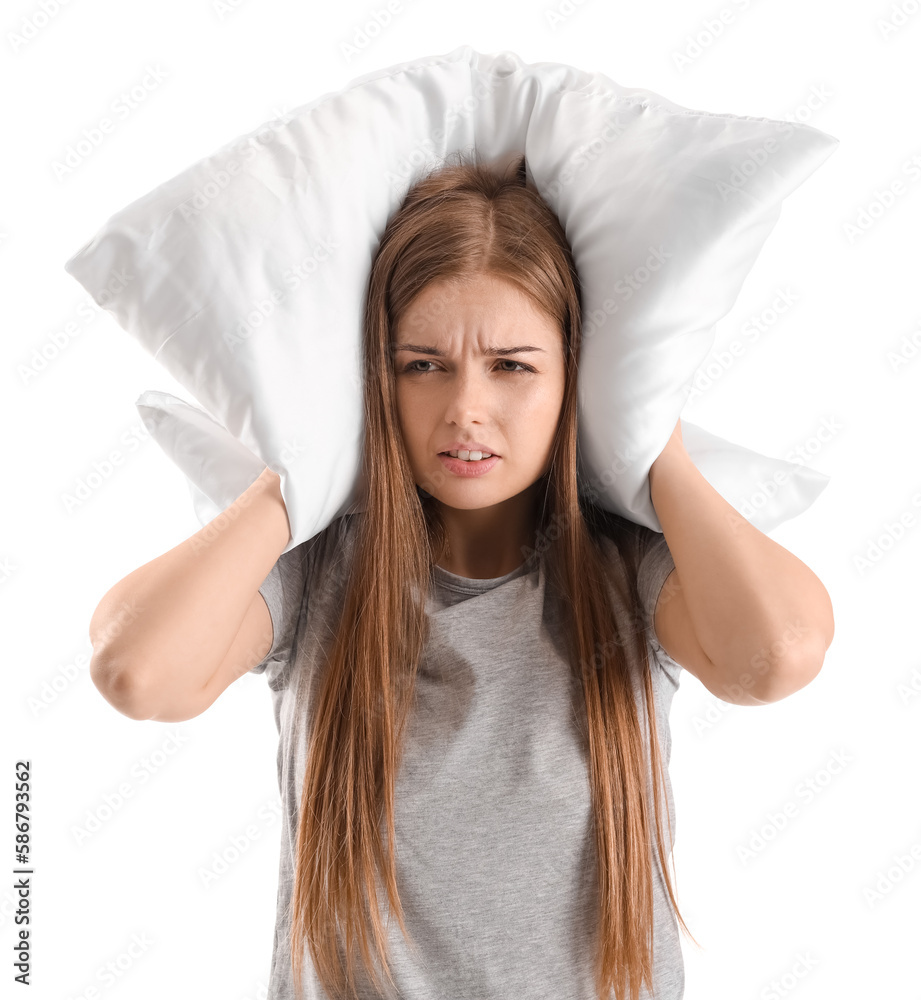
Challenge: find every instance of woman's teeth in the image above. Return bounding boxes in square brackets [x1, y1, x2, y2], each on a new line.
[446, 450, 493, 462]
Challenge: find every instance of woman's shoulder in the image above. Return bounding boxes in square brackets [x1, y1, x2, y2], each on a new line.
[270, 509, 361, 600]
[296, 507, 361, 552]
[294, 509, 362, 577]
[592, 522, 683, 686]
[595, 518, 674, 594]
[594, 517, 663, 572]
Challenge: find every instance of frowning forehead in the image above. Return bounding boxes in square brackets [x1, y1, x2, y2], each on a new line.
[391, 343, 547, 357]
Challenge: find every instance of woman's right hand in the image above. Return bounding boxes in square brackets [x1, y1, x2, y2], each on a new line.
[256, 466, 291, 544]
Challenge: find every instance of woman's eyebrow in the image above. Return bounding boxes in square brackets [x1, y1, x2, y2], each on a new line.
[392, 344, 546, 356]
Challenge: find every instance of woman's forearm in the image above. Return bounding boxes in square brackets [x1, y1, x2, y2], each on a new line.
[648, 425, 835, 681]
[88, 467, 291, 714]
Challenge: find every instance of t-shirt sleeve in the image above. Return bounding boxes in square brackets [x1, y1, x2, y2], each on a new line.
[634, 526, 683, 681]
[250, 541, 313, 686]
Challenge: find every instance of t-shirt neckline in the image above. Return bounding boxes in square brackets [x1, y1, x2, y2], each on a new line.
[432, 550, 540, 594]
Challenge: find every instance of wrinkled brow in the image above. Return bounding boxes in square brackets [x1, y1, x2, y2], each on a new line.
[392, 344, 546, 356]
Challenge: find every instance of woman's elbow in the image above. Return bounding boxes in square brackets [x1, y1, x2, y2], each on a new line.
[90, 653, 154, 721]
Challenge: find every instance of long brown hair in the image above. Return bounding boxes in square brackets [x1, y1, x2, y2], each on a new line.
[289, 150, 698, 1000]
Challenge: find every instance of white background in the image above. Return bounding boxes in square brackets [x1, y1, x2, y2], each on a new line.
[3, 1, 920, 998]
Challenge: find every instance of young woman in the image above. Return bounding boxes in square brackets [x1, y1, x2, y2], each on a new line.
[88, 152, 834, 1000]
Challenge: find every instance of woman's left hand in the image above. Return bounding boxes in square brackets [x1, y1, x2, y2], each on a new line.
[650, 416, 686, 478]
[662, 416, 683, 455]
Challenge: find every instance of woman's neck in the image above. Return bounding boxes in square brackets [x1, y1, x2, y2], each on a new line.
[433, 483, 542, 579]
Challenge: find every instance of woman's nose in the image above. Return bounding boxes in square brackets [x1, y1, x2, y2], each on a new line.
[441, 371, 491, 424]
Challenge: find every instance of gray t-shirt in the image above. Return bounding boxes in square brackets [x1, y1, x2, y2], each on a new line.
[252, 511, 684, 999]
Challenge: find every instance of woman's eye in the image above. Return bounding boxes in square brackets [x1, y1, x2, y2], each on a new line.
[402, 359, 532, 374]
[404, 360, 436, 373]
[497, 359, 529, 373]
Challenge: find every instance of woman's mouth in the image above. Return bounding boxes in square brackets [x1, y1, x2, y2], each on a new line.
[437, 452, 501, 477]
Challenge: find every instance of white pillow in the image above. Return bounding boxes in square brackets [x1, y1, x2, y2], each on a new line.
[64, 45, 839, 551]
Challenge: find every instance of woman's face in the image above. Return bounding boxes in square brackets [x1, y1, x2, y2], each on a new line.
[392, 272, 567, 511]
